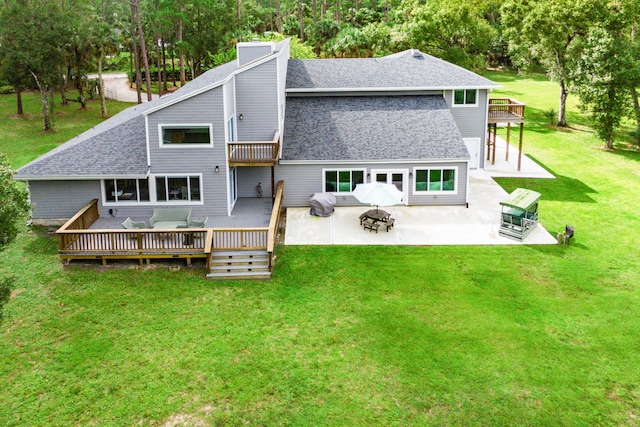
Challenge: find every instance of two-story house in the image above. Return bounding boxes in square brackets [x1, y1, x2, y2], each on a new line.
[15, 38, 500, 226]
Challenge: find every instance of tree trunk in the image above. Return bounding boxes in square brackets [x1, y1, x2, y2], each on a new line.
[299, 0, 304, 41]
[75, 49, 86, 109]
[30, 71, 52, 131]
[313, 0, 316, 24]
[156, 35, 162, 96]
[557, 79, 568, 127]
[161, 37, 168, 92]
[134, 0, 152, 101]
[15, 84, 23, 115]
[97, 53, 107, 118]
[178, 18, 186, 86]
[237, 0, 241, 28]
[130, 1, 143, 104]
[631, 87, 640, 129]
[276, 0, 282, 33]
[171, 47, 177, 87]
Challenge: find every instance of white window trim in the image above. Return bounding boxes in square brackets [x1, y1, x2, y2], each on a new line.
[370, 168, 409, 205]
[158, 123, 214, 148]
[227, 116, 236, 142]
[322, 168, 366, 194]
[101, 178, 152, 206]
[452, 89, 478, 108]
[151, 173, 205, 205]
[412, 166, 459, 195]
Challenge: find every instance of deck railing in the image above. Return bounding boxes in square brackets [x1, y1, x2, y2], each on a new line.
[228, 130, 280, 166]
[267, 181, 284, 269]
[488, 98, 526, 122]
[55, 182, 285, 275]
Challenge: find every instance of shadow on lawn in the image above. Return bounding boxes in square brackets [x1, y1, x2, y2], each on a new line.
[495, 156, 597, 204]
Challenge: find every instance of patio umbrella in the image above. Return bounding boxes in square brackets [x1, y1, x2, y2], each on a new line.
[352, 183, 404, 211]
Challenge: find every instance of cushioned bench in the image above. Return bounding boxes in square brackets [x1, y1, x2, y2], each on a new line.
[150, 207, 192, 229]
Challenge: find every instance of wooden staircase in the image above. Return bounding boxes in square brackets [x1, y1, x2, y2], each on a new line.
[206, 250, 271, 280]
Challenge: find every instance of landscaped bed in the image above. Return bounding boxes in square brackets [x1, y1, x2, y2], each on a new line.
[1, 76, 640, 425]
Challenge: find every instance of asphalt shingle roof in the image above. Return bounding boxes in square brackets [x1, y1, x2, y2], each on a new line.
[15, 61, 240, 179]
[282, 95, 469, 162]
[286, 50, 500, 90]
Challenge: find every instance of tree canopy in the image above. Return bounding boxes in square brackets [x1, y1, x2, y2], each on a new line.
[1, 0, 639, 147]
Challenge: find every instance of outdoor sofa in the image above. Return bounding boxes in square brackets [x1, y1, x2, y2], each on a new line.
[149, 208, 192, 229]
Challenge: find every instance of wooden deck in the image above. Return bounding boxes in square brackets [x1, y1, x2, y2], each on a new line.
[56, 181, 285, 276]
[228, 130, 280, 166]
[488, 98, 525, 124]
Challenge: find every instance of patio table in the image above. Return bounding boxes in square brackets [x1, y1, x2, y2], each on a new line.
[361, 209, 390, 223]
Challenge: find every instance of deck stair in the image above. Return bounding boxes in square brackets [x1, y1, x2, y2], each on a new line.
[207, 250, 271, 280]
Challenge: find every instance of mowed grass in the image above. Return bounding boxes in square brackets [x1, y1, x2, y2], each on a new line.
[0, 91, 130, 168]
[1, 75, 640, 426]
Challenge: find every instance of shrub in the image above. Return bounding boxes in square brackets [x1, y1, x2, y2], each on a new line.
[0, 153, 30, 249]
[628, 129, 640, 149]
[0, 86, 15, 95]
[543, 108, 557, 124]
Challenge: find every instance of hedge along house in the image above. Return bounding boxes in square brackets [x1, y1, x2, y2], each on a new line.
[15, 39, 501, 228]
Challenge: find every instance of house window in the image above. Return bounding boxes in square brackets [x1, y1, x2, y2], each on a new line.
[324, 169, 365, 193]
[414, 168, 456, 192]
[160, 125, 212, 146]
[227, 116, 236, 142]
[453, 89, 477, 106]
[155, 175, 202, 202]
[104, 178, 150, 203]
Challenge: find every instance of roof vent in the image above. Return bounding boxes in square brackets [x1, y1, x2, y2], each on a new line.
[252, 37, 261, 43]
[412, 49, 423, 58]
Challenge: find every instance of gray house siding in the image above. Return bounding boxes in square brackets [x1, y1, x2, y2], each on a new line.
[28, 180, 101, 222]
[276, 162, 467, 208]
[235, 60, 280, 141]
[446, 89, 489, 168]
[145, 86, 228, 217]
[236, 167, 273, 198]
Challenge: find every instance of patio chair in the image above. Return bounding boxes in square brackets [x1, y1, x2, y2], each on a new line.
[189, 216, 208, 228]
[121, 217, 146, 229]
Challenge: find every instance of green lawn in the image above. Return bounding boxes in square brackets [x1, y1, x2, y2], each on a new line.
[1, 76, 640, 426]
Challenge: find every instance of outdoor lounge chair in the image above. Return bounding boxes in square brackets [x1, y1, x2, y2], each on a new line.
[189, 216, 208, 228]
[121, 217, 146, 229]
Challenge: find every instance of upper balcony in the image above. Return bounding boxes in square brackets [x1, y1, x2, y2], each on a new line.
[228, 130, 280, 167]
[488, 98, 526, 124]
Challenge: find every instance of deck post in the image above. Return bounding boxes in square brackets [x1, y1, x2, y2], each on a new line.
[506, 123, 511, 161]
[517, 123, 524, 171]
[491, 124, 497, 165]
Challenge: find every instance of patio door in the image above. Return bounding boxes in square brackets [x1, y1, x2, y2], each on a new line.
[229, 167, 238, 208]
[371, 169, 408, 205]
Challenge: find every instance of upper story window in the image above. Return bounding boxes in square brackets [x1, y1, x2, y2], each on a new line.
[324, 169, 365, 193]
[160, 125, 213, 146]
[453, 89, 477, 106]
[104, 178, 150, 203]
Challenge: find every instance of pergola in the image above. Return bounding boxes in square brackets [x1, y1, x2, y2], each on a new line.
[487, 98, 526, 171]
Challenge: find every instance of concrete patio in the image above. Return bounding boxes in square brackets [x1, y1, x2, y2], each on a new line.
[285, 141, 558, 246]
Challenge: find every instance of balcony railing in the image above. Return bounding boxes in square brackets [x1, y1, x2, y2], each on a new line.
[488, 98, 526, 123]
[228, 130, 280, 166]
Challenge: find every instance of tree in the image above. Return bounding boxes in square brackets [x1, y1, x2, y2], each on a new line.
[502, 0, 601, 127]
[572, 6, 635, 149]
[0, 1, 69, 130]
[0, 153, 30, 250]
